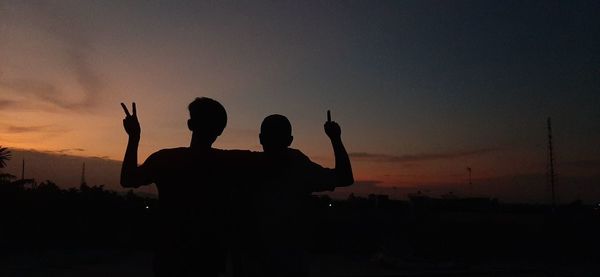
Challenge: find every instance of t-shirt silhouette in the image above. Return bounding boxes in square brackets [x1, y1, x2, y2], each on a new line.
[139, 147, 257, 277]
[234, 148, 337, 277]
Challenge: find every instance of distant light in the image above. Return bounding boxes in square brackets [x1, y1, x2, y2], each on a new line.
[145, 205, 150, 209]
[328, 203, 333, 207]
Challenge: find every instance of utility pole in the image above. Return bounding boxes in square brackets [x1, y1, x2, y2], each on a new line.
[81, 162, 86, 186]
[547, 117, 556, 209]
[467, 167, 472, 186]
[21, 158, 25, 180]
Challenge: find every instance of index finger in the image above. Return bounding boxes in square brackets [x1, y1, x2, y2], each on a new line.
[132, 102, 137, 116]
[327, 110, 331, 122]
[121, 103, 131, 117]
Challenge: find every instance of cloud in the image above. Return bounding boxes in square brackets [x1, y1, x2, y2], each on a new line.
[0, 78, 88, 110]
[55, 148, 85, 154]
[562, 160, 600, 169]
[353, 180, 383, 186]
[0, 99, 18, 109]
[350, 147, 500, 164]
[0, 2, 103, 111]
[4, 124, 51, 133]
[2, 123, 68, 134]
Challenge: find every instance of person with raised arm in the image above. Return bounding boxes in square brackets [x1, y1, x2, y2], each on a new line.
[120, 98, 256, 277]
[232, 111, 354, 277]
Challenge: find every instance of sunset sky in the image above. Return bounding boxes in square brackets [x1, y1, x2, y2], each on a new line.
[1, 1, 599, 201]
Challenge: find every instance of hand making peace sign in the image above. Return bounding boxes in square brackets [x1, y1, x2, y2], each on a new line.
[121, 102, 141, 138]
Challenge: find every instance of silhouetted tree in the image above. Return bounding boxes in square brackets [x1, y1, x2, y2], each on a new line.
[37, 180, 60, 193]
[11, 178, 36, 188]
[0, 173, 16, 184]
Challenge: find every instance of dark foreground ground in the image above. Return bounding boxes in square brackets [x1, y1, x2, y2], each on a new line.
[1, 249, 599, 277]
[1, 183, 599, 276]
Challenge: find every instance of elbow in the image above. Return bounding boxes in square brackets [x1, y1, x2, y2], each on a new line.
[338, 175, 354, 187]
[120, 180, 132, 188]
[122, 183, 141, 189]
[120, 177, 140, 188]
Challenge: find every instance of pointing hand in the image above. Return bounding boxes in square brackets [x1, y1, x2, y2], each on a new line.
[324, 110, 341, 139]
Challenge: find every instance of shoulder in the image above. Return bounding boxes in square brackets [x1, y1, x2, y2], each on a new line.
[286, 148, 310, 161]
[286, 148, 333, 172]
[218, 149, 261, 157]
[219, 149, 259, 155]
[154, 147, 188, 156]
[147, 147, 188, 161]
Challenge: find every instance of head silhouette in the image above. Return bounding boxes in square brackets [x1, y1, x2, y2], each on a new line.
[187, 97, 227, 146]
[260, 114, 293, 152]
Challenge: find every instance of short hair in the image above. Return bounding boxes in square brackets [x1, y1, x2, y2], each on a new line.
[261, 114, 292, 137]
[188, 97, 227, 134]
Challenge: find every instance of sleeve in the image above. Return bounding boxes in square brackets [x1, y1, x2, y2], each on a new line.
[136, 150, 163, 185]
[292, 149, 337, 192]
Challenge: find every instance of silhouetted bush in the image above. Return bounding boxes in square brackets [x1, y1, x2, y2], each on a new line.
[0, 180, 156, 252]
[1, 180, 599, 265]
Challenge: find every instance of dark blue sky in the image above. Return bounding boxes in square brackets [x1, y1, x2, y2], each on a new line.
[1, 1, 599, 200]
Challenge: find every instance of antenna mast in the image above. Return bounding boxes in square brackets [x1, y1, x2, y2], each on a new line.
[547, 117, 556, 209]
[467, 167, 472, 186]
[81, 162, 86, 186]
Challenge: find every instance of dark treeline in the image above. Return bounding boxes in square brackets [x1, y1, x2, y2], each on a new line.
[317, 194, 600, 267]
[0, 174, 156, 252]
[1, 173, 600, 271]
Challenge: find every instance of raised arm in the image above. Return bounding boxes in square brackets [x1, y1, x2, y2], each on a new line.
[120, 102, 149, 188]
[324, 111, 354, 187]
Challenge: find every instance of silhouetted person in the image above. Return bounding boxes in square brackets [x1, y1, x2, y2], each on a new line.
[233, 113, 353, 277]
[121, 98, 255, 277]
